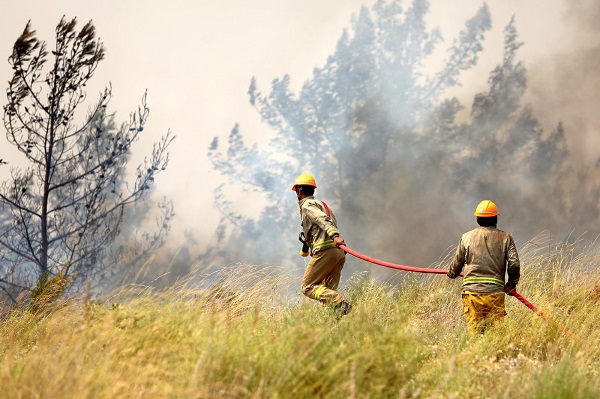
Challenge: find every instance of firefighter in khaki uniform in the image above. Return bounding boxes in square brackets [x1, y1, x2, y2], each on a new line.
[293, 174, 352, 318]
[447, 200, 521, 334]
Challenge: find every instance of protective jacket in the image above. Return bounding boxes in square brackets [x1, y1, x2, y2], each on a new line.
[298, 196, 340, 256]
[447, 226, 520, 293]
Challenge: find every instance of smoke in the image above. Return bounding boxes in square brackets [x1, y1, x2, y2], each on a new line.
[527, 0, 600, 168]
[202, 0, 600, 287]
[74, 0, 600, 291]
[373, 0, 600, 275]
[565, 0, 600, 31]
[85, 0, 596, 296]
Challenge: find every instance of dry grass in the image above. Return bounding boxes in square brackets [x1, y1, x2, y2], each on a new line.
[1, 237, 599, 398]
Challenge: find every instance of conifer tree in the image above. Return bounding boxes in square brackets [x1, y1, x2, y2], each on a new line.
[0, 17, 174, 301]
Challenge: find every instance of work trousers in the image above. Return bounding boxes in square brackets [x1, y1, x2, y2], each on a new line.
[301, 247, 345, 306]
[462, 291, 506, 334]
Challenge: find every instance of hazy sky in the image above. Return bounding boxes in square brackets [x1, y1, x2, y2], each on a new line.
[1, 1, 597, 258]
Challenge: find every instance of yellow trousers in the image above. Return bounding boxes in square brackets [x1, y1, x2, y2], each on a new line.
[462, 291, 506, 334]
[301, 247, 345, 306]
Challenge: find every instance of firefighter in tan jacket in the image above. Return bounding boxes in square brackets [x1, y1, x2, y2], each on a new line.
[293, 174, 351, 318]
[447, 200, 520, 333]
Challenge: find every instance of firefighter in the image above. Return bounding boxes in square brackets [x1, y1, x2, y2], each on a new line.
[447, 200, 521, 334]
[293, 173, 351, 318]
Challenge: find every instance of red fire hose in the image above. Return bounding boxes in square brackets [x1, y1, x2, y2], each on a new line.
[338, 244, 577, 338]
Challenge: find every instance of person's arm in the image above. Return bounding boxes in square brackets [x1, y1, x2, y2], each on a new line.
[447, 238, 465, 279]
[506, 235, 520, 286]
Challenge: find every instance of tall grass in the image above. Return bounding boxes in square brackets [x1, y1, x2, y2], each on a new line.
[1, 236, 599, 398]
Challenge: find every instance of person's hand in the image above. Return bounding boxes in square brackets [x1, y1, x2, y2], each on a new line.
[333, 236, 345, 247]
[505, 282, 517, 296]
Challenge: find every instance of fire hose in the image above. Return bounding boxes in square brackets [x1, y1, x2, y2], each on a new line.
[338, 244, 577, 338]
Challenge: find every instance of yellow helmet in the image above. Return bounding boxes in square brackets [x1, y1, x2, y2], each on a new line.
[292, 174, 317, 191]
[474, 200, 500, 217]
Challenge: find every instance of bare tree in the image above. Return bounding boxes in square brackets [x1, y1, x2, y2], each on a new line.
[1, 17, 174, 300]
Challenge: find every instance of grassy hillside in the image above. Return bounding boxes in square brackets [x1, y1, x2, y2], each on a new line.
[1, 237, 599, 398]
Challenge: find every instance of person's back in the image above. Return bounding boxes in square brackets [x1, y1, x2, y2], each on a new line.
[447, 200, 520, 334]
[450, 226, 519, 293]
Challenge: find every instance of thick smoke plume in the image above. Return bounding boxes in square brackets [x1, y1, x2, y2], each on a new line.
[528, 0, 600, 170]
[205, 0, 600, 283]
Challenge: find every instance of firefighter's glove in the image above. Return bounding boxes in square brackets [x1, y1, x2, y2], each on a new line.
[299, 232, 309, 257]
[504, 282, 517, 296]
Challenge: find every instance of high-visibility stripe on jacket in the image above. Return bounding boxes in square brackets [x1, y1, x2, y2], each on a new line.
[447, 226, 520, 293]
[298, 196, 340, 256]
[462, 276, 505, 287]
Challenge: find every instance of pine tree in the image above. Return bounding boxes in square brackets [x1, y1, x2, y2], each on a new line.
[0, 17, 174, 302]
